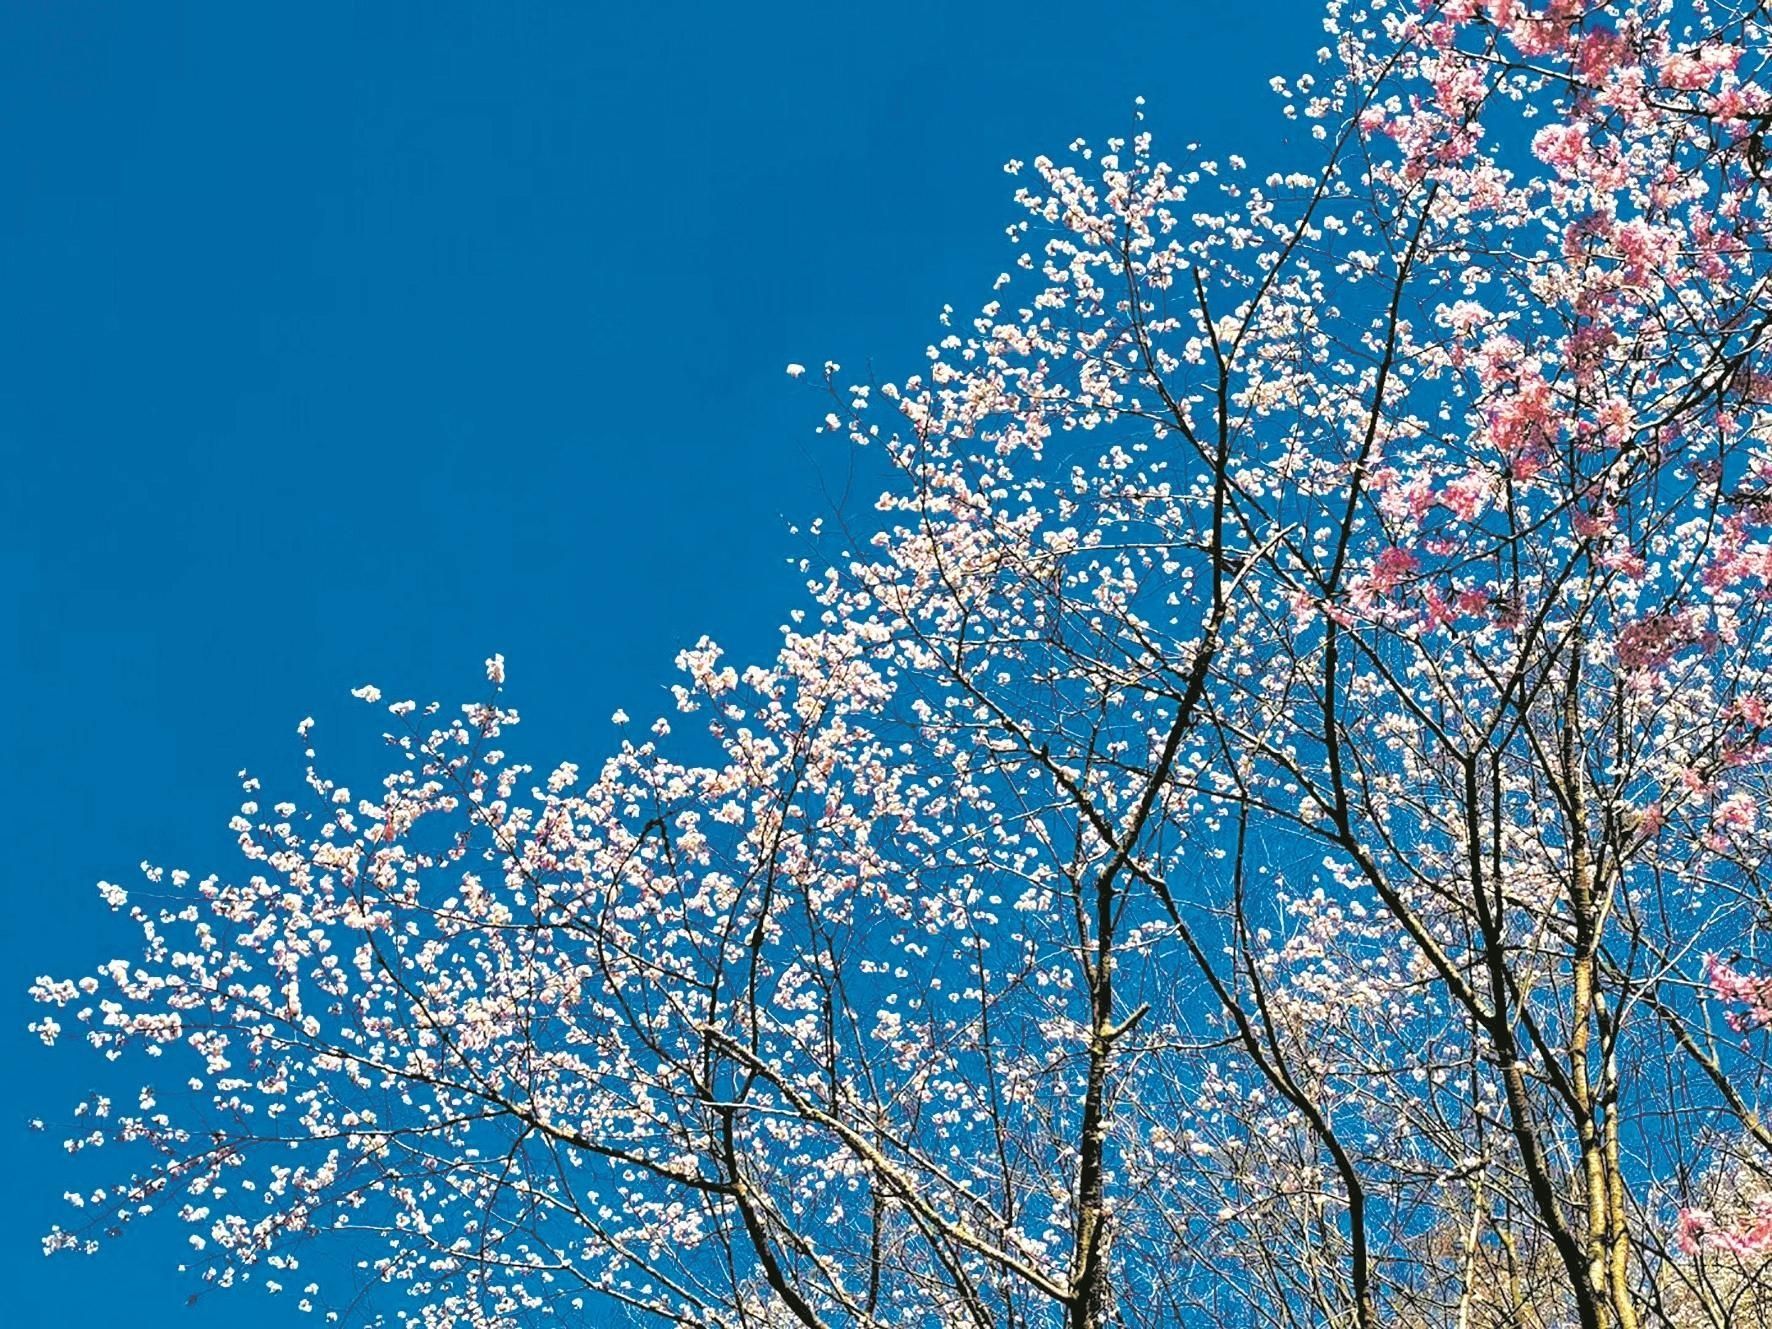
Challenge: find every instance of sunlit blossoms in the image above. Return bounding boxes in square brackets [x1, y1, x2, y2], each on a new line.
[32, 2, 1772, 1327]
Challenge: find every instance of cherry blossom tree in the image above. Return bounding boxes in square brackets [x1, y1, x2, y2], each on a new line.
[32, 2, 1772, 1327]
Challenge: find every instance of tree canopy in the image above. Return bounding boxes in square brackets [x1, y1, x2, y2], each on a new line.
[31, 3, 1772, 1326]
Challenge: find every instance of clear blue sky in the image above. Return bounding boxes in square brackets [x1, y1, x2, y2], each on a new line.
[2, 3, 1322, 1323]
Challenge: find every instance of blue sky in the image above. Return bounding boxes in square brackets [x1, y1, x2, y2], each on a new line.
[2, 2, 1323, 1323]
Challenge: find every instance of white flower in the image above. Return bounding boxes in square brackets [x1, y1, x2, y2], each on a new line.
[785, 363, 806, 378]
[486, 653, 506, 686]
[349, 684, 382, 704]
[611, 708, 630, 725]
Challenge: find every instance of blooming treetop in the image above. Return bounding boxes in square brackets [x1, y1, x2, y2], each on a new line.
[32, 2, 1772, 1327]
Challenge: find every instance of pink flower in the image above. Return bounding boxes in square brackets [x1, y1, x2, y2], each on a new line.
[1708, 955, 1772, 1032]
[1369, 546, 1420, 594]
[1615, 612, 1701, 672]
[1440, 473, 1490, 522]
[1531, 123, 1588, 176]
[1677, 1207, 1713, 1256]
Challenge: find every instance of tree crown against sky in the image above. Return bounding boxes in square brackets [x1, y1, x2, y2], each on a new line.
[29, 1, 1772, 1326]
